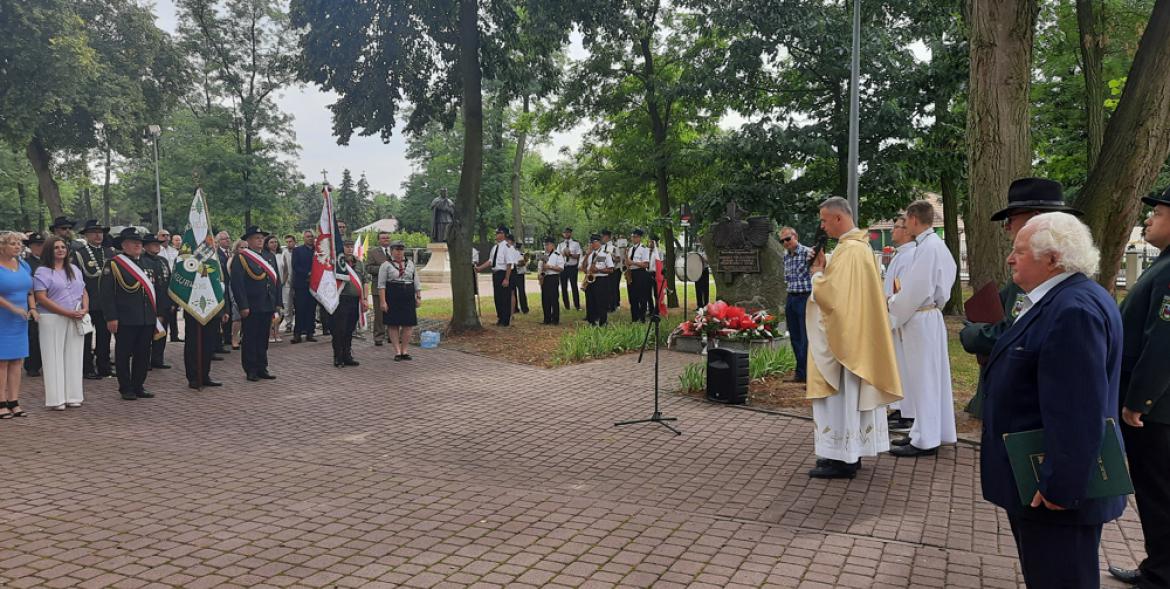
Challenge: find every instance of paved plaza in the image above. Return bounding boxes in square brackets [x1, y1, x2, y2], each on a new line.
[0, 337, 1148, 588]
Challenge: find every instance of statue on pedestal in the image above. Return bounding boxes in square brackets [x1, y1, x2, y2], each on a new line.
[429, 188, 455, 243]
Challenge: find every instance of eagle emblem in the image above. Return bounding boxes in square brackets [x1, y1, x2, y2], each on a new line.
[1159, 295, 1170, 322]
[711, 201, 774, 249]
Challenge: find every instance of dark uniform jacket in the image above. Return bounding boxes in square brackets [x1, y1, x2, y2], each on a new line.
[143, 252, 172, 318]
[74, 242, 116, 304]
[230, 249, 283, 314]
[979, 273, 1126, 525]
[291, 244, 315, 287]
[22, 252, 42, 275]
[101, 255, 168, 326]
[1119, 249, 1170, 425]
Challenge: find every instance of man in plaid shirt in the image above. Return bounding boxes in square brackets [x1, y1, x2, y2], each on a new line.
[780, 227, 814, 382]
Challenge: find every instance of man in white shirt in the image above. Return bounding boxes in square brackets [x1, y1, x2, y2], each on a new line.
[581, 234, 614, 326]
[558, 227, 583, 311]
[626, 229, 652, 322]
[506, 234, 529, 314]
[539, 236, 564, 325]
[475, 225, 516, 326]
[883, 215, 916, 431]
[887, 200, 958, 457]
[601, 230, 621, 312]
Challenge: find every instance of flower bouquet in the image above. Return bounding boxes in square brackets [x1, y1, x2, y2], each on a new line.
[671, 301, 783, 352]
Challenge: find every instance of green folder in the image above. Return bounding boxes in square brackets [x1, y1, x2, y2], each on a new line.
[1002, 418, 1134, 507]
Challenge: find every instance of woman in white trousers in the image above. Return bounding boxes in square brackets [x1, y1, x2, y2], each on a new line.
[33, 236, 88, 410]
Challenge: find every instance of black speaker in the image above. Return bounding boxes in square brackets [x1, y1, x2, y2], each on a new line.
[706, 348, 749, 404]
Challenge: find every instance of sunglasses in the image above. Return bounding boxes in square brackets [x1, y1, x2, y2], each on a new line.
[780, 236, 793, 243]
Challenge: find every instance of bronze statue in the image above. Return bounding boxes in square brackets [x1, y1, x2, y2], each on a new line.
[429, 188, 455, 243]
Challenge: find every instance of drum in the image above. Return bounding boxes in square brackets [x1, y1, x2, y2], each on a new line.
[675, 252, 705, 281]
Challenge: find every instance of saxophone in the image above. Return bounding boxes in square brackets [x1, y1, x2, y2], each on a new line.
[581, 254, 597, 290]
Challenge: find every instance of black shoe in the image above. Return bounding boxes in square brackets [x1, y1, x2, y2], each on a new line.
[204, 380, 222, 387]
[306, 336, 317, 342]
[26, 369, 41, 377]
[188, 382, 201, 390]
[401, 354, 412, 361]
[889, 418, 914, 432]
[136, 390, 154, 399]
[170, 337, 182, 342]
[151, 363, 171, 369]
[334, 360, 343, 367]
[394, 354, 404, 361]
[120, 393, 138, 400]
[211, 355, 223, 361]
[291, 336, 301, 344]
[246, 374, 260, 382]
[887, 410, 903, 422]
[889, 444, 938, 457]
[374, 341, 383, 346]
[85, 372, 103, 380]
[891, 437, 912, 446]
[1107, 566, 1141, 585]
[815, 458, 861, 472]
[258, 372, 276, 380]
[808, 460, 858, 479]
[343, 359, 360, 366]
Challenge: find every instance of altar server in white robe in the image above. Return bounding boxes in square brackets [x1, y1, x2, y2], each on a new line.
[886, 200, 958, 457]
[806, 197, 904, 479]
[883, 215, 917, 430]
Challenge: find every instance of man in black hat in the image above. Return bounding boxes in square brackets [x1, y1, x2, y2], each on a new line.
[231, 226, 283, 381]
[22, 232, 45, 377]
[475, 226, 517, 326]
[558, 227, 582, 311]
[959, 178, 1082, 416]
[626, 229, 652, 322]
[582, 234, 614, 326]
[142, 234, 172, 370]
[49, 216, 76, 242]
[538, 236, 564, 325]
[1108, 189, 1170, 588]
[102, 228, 166, 400]
[506, 234, 529, 314]
[73, 220, 114, 379]
[600, 230, 621, 312]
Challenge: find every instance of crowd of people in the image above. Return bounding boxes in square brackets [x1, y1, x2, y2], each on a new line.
[796, 180, 1169, 589]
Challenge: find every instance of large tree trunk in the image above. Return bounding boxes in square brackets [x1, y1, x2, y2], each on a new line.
[640, 33, 679, 308]
[941, 170, 963, 315]
[510, 95, 529, 242]
[449, 0, 484, 332]
[25, 136, 65, 219]
[1081, 0, 1170, 291]
[1076, 0, 1106, 175]
[964, 0, 1038, 291]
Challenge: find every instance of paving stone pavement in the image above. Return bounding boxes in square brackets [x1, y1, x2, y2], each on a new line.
[0, 337, 1148, 588]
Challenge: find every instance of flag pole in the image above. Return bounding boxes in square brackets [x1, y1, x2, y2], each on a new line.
[847, 0, 861, 223]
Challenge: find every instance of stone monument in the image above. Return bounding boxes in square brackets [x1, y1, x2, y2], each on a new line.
[701, 201, 788, 312]
[419, 188, 456, 284]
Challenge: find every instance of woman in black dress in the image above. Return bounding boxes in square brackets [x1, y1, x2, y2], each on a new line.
[377, 241, 421, 360]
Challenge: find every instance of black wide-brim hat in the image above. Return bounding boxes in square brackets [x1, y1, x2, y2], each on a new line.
[23, 232, 45, 245]
[78, 219, 110, 234]
[49, 216, 76, 230]
[989, 178, 1084, 221]
[113, 227, 145, 247]
[142, 234, 162, 245]
[1141, 186, 1170, 208]
[242, 225, 269, 239]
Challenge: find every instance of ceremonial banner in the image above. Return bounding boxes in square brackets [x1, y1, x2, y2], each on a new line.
[310, 186, 341, 313]
[655, 257, 668, 317]
[168, 188, 226, 325]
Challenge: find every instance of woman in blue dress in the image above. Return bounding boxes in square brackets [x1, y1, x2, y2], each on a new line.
[0, 231, 38, 418]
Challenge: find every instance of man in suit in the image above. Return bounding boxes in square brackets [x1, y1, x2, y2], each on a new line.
[365, 231, 393, 346]
[1109, 190, 1170, 588]
[74, 220, 114, 379]
[102, 228, 169, 400]
[231, 226, 283, 381]
[960, 178, 1083, 416]
[291, 229, 318, 343]
[980, 212, 1125, 588]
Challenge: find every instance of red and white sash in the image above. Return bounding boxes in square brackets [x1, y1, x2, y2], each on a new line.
[113, 254, 166, 335]
[239, 248, 279, 284]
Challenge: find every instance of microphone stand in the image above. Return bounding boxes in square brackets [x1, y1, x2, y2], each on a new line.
[615, 308, 680, 436]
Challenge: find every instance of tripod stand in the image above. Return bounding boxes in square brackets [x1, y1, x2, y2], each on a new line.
[615, 312, 681, 435]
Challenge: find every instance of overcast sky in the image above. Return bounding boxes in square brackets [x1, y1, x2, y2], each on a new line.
[151, 1, 584, 196]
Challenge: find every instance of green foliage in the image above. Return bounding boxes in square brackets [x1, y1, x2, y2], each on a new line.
[552, 321, 669, 365]
[676, 344, 796, 392]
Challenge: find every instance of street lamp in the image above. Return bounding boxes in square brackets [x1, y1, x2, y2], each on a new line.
[146, 125, 163, 232]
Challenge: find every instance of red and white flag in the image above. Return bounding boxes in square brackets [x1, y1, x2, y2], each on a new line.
[310, 186, 341, 313]
[655, 257, 668, 318]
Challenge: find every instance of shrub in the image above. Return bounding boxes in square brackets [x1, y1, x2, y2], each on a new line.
[676, 345, 797, 392]
[553, 321, 669, 364]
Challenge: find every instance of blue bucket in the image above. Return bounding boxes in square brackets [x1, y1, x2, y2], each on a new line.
[420, 330, 440, 349]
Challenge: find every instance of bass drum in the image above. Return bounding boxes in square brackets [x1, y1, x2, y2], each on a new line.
[675, 252, 705, 281]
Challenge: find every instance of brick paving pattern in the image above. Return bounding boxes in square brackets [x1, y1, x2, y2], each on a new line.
[0, 337, 1147, 588]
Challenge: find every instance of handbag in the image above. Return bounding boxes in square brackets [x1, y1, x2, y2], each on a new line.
[75, 312, 95, 336]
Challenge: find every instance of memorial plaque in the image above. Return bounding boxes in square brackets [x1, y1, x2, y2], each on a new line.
[718, 248, 760, 273]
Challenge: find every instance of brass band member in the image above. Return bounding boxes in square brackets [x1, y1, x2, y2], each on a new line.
[626, 229, 652, 322]
[378, 240, 422, 360]
[582, 234, 614, 326]
[507, 234, 529, 314]
[475, 226, 517, 326]
[539, 236, 564, 325]
[558, 227, 582, 310]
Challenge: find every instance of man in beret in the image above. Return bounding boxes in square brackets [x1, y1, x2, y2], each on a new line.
[1109, 189, 1170, 588]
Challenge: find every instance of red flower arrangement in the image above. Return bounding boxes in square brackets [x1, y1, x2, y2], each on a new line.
[674, 301, 782, 341]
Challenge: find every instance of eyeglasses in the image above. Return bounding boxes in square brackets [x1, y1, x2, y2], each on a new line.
[780, 236, 793, 243]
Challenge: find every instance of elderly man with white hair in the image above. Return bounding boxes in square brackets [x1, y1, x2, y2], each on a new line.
[979, 212, 1126, 589]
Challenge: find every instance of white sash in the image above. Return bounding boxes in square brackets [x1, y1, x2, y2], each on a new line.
[113, 254, 165, 335]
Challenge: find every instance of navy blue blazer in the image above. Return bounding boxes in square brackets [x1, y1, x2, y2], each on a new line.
[291, 244, 315, 288]
[979, 273, 1127, 525]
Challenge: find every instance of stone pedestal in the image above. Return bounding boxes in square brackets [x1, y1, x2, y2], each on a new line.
[701, 233, 788, 315]
[418, 242, 452, 284]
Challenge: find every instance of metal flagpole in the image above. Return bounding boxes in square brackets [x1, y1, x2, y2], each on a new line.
[847, 0, 861, 223]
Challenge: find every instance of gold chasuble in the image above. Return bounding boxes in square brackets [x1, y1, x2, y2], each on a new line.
[805, 228, 902, 410]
